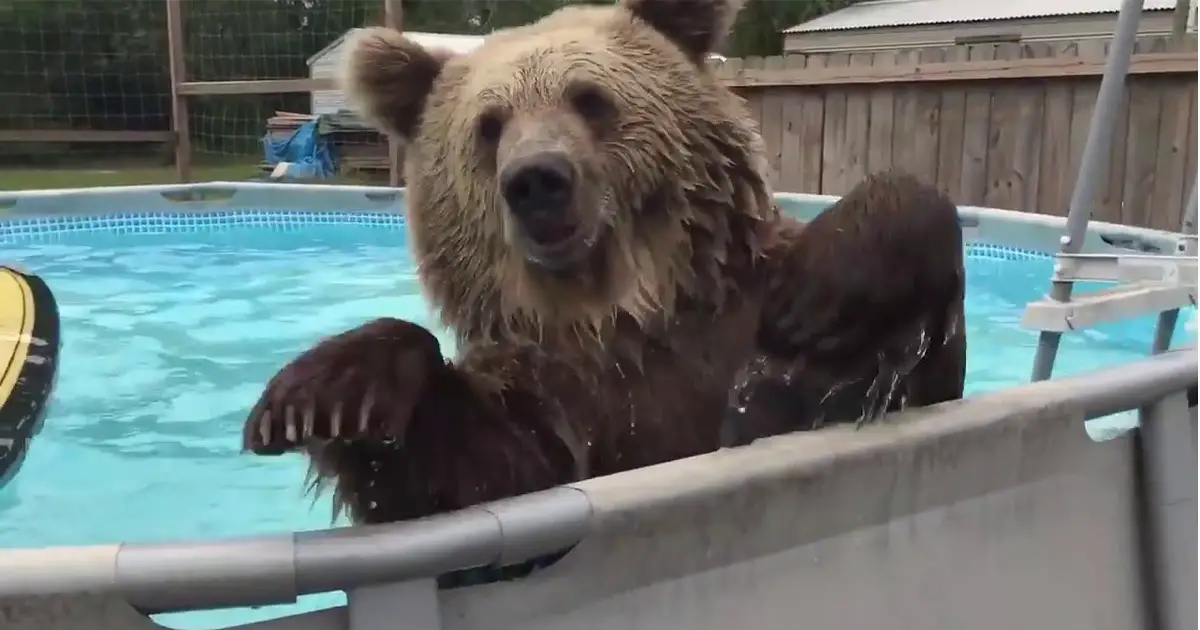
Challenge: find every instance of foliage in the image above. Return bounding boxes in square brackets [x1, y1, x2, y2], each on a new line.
[0, 0, 859, 162]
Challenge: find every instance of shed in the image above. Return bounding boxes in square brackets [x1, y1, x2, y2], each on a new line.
[782, 0, 1184, 54]
[306, 30, 486, 116]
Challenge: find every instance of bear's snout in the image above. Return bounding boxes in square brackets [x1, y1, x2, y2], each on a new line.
[500, 151, 579, 248]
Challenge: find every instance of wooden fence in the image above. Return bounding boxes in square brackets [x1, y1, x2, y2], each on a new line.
[716, 37, 1198, 231]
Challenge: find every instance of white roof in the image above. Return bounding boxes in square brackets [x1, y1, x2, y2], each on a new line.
[308, 28, 730, 66]
[783, 0, 1178, 34]
[307, 30, 486, 65]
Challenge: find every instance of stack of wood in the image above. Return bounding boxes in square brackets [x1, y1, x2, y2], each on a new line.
[261, 111, 392, 179]
[264, 111, 311, 135]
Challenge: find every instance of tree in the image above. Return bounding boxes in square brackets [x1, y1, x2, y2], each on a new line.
[0, 0, 860, 163]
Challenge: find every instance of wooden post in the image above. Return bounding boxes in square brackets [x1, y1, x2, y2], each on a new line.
[165, 0, 192, 182]
[1171, 0, 1193, 48]
[385, 0, 404, 187]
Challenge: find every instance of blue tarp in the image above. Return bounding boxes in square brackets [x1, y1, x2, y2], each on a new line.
[261, 119, 337, 179]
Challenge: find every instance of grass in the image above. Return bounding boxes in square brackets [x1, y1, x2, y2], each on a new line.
[0, 164, 256, 191]
[0, 162, 383, 192]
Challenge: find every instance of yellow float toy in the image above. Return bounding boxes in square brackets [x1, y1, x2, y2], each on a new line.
[0, 264, 60, 489]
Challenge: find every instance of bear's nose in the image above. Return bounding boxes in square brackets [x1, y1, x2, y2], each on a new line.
[499, 152, 576, 221]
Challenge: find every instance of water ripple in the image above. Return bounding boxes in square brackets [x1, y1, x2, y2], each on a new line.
[0, 226, 1189, 629]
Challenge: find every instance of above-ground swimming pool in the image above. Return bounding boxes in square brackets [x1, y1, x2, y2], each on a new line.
[0, 191, 1195, 629]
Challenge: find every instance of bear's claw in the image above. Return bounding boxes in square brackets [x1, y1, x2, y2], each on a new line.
[242, 318, 444, 455]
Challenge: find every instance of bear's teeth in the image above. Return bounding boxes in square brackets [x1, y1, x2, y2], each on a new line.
[283, 405, 295, 439]
[330, 404, 343, 437]
[285, 407, 299, 442]
[303, 407, 315, 438]
[259, 410, 272, 444]
[358, 386, 377, 433]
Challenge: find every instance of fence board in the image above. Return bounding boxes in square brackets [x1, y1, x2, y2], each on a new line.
[720, 34, 1197, 229]
[1062, 41, 1105, 220]
[1149, 78, 1192, 230]
[1098, 42, 1134, 224]
[1184, 86, 1198, 222]
[958, 44, 995, 205]
[844, 53, 873, 187]
[935, 46, 968, 198]
[795, 54, 826, 194]
[866, 51, 898, 174]
[740, 57, 764, 128]
[776, 54, 807, 195]
[1121, 80, 1164, 228]
[820, 52, 852, 194]
[1009, 45, 1045, 214]
[759, 56, 786, 189]
[1035, 42, 1079, 217]
[909, 47, 944, 186]
[983, 43, 1018, 210]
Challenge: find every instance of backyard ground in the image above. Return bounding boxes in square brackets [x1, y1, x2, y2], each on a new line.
[0, 163, 381, 191]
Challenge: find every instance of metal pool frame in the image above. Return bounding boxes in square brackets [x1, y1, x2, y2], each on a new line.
[0, 2, 1196, 626]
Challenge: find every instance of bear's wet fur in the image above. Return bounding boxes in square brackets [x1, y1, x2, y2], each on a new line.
[723, 172, 967, 446]
[241, 0, 967, 525]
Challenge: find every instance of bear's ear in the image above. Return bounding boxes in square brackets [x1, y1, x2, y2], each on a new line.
[340, 27, 451, 140]
[622, 0, 744, 63]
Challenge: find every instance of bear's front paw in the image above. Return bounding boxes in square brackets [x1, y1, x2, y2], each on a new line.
[243, 317, 445, 455]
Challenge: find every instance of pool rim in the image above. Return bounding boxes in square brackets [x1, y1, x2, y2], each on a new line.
[0, 182, 1188, 258]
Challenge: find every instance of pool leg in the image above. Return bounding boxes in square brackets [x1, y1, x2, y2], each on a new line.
[1150, 183, 1198, 356]
[1153, 309, 1182, 355]
[1030, 0, 1145, 382]
[349, 578, 441, 630]
[1137, 390, 1199, 630]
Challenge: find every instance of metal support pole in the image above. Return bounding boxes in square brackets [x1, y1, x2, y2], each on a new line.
[385, 0, 404, 188]
[1137, 390, 1199, 630]
[1182, 181, 1197, 237]
[1151, 182, 1197, 355]
[1030, 0, 1145, 382]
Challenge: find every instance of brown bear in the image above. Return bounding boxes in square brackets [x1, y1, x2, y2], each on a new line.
[240, 0, 967, 525]
[721, 173, 967, 446]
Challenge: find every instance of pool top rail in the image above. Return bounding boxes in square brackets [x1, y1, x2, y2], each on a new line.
[0, 346, 1193, 615]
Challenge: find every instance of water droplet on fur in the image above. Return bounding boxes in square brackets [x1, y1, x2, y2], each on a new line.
[820, 381, 847, 404]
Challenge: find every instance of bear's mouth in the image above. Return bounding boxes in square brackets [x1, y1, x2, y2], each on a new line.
[516, 188, 610, 270]
[523, 221, 579, 249]
[521, 223, 598, 269]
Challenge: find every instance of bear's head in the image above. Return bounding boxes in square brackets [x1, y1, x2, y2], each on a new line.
[342, 0, 776, 342]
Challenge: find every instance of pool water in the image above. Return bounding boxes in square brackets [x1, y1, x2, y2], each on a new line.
[0, 215, 1194, 629]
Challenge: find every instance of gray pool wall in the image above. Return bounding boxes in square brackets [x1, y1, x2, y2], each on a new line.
[0, 182, 1185, 257]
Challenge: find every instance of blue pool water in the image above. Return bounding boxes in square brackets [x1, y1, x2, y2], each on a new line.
[0, 211, 1194, 629]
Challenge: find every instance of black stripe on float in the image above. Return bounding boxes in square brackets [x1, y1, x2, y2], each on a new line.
[0, 267, 61, 488]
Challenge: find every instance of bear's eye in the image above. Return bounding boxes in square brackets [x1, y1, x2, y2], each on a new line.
[476, 110, 505, 145]
[567, 83, 616, 126]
